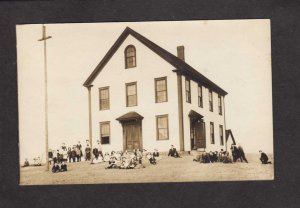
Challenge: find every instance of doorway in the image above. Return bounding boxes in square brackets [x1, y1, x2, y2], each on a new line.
[116, 111, 144, 151]
[189, 110, 206, 150]
[123, 121, 142, 151]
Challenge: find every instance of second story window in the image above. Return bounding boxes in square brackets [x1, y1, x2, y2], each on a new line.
[155, 77, 168, 103]
[218, 95, 222, 115]
[99, 87, 109, 110]
[125, 45, 136, 69]
[198, 84, 203, 108]
[209, 90, 213, 112]
[185, 78, 191, 103]
[126, 82, 137, 107]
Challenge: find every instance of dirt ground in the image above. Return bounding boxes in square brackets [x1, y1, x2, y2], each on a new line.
[20, 153, 273, 185]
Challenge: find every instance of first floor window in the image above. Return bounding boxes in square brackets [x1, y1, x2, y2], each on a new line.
[126, 82, 137, 107]
[210, 122, 215, 144]
[99, 87, 109, 110]
[100, 122, 110, 144]
[156, 115, 169, 140]
[219, 125, 224, 146]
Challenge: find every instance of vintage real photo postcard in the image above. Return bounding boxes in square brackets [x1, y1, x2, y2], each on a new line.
[17, 20, 273, 185]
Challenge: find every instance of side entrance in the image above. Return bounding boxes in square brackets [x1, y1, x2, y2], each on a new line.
[189, 110, 206, 150]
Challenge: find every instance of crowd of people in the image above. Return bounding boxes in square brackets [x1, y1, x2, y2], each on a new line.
[193, 144, 249, 164]
[104, 149, 161, 169]
[192, 144, 272, 165]
[22, 141, 272, 170]
[193, 149, 233, 164]
[47, 140, 164, 172]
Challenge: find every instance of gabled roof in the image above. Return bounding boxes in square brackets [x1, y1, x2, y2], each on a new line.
[83, 27, 227, 96]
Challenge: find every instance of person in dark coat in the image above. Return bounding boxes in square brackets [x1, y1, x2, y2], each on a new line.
[231, 144, 240, 162]
[93, 148, 99, 159]
[238, 144, 248, 163]
[85, 144, 91, 161]
[153, 149, 159, 158]
[71, 147, 76, 162]
[201, 152, 211, 163]
[52, 150, 58, 164]
[56, 149, 61, 163]
[52, 163, 60, 173]
[67, 147, 72, 163]
[60, 161, 68, 172]
[48, 149, 53, 165]
[259, 150, 272, 164]
[168, 145, 180, 158]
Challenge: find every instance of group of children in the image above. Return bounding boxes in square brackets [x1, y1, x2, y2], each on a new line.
[52, 161, 68, 173]
[193, 149, 233, 164]
[193, 146, 272, 164]
[92, 149, 162, 169]
[48, 141, 86, 165]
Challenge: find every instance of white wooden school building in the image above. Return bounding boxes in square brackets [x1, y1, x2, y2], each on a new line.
[83, 27, 230, 153]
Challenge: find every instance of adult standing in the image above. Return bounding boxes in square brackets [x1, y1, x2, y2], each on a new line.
[71, 146, 76, 162]
[48, 149, 53, 165]
[238, 143, 248, 163]
[85, 144, 91, 161]
[67, 147, 72, 163]
[76, 146, 81, 162]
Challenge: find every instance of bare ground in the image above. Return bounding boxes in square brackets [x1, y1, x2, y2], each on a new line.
[20, 153, 273, 185]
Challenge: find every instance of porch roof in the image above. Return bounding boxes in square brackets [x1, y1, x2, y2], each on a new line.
[116, 111, 144, 122]
[188, 110, 203, 119]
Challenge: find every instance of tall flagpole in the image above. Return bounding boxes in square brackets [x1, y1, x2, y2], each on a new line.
[38, 25, 52, 171]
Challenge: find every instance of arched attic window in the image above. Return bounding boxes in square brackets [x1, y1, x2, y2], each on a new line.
[125, 45, 136, 69]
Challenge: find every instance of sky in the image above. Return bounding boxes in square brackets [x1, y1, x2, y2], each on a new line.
[17, 20, 273, 162]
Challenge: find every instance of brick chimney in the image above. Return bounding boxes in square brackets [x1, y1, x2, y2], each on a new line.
[177, 46, 185, 61]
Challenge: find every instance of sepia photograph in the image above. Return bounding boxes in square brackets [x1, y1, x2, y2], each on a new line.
[17, 20, 273, 185]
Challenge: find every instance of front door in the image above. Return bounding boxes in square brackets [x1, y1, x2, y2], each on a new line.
[191, 119, 206, 150]
[195, 121, 206, 149]
[124, 121, 142, 151]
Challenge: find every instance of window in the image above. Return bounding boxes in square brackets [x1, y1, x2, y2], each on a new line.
[218, 95, 222, 115]
[126, 82, 137, 107]
[210, 122, 215, 144]
[209, 90, 213, 112]
[100, 122, 110, 144]
[99, 87, 109, 110]
[156, 115, 169, 140]
[155, 77, 168, 103]
[125, 45, 136, 68]
[219, 125, 224, 146]
[198, 84, 203, 108]
[185, 78, 191, 103]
